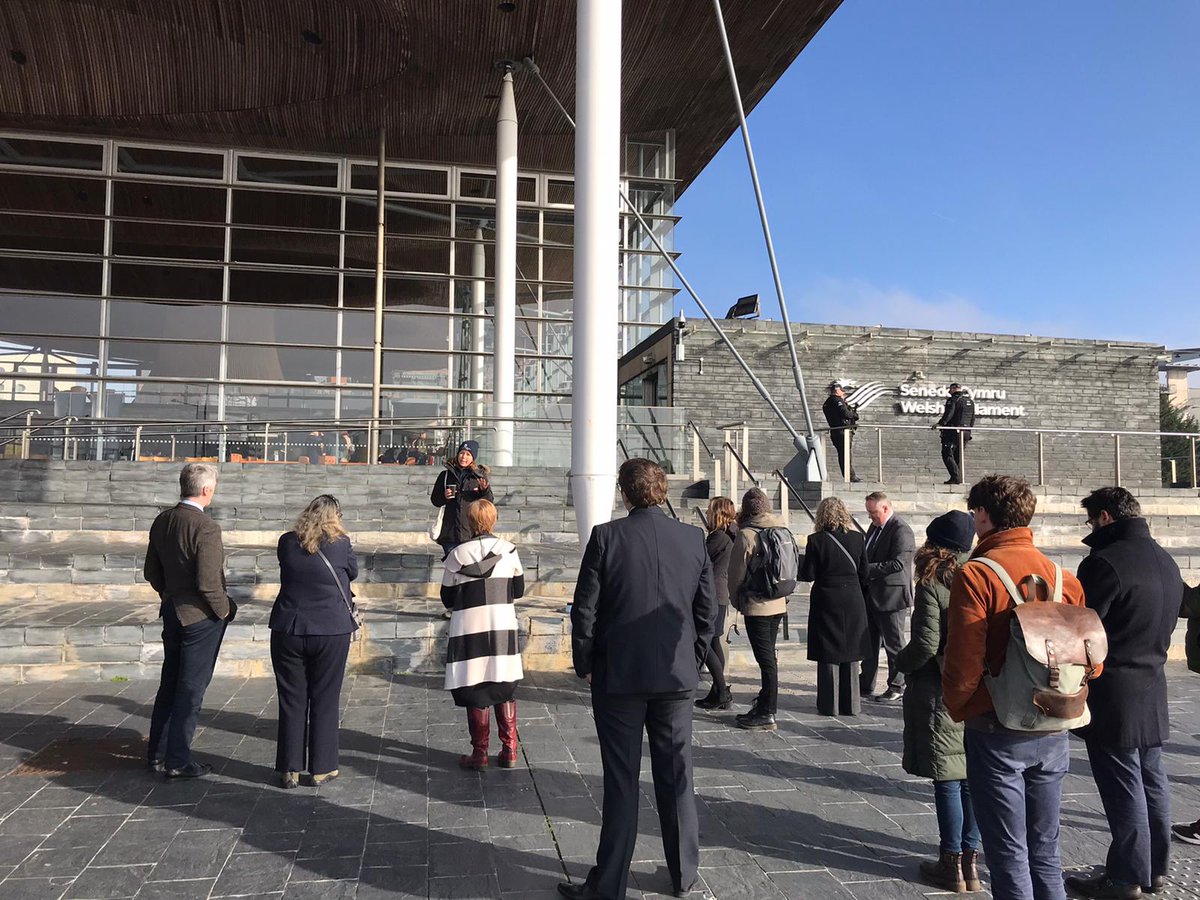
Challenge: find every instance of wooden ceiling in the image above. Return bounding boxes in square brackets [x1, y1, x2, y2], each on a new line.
[0, 0, 842, 189]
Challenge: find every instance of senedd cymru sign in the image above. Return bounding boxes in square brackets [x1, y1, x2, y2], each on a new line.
[843, 382, 1027, 418]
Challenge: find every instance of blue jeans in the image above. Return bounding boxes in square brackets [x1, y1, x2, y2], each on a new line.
[965, 727, 1069, 900]
[934, 779, 980, 854]
[1085, 741, 1171, 889]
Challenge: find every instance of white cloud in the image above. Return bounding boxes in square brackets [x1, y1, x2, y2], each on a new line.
[790, 278, 1073, 340]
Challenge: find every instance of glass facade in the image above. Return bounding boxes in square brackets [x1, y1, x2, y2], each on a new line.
[0, 130, 678, 459]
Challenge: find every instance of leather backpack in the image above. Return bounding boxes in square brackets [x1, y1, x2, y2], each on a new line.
[969, 556, 1107, 731]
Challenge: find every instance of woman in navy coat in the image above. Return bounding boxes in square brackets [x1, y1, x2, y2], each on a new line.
[270, 494, 359, 788]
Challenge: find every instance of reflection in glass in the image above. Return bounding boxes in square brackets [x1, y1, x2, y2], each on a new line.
[0, 137, 103, 170]
[343, 275, 449, 311]
[383, 351, 449, 389]
[231, 228, 339, 267]
[349, 165, 449, 196]
[547, 180, 574, 205]
[0, 214, 103, 254]
[116, 146, 224, 180]
[343, 235, 449, 274]
[2, 295, 102, 336]
[383, 314, 451, 351]
[226, 344, 337, 382]
[341, 311, 374, 347]
[232, 189, 340, 229]
[227, 305, 336, 346]
[110, 263, 223, 301]
[0, 257, 102, 295]
[113, 180, 226, 222]
[106, 340, 220, 380]
[339, 350, 374, 385]
[111, 220, 224, 261]
[236, 155, 338, 188]
[344, 198, 452, 237]
[109, 301, 221, 341]
[229, 269, 338, 306]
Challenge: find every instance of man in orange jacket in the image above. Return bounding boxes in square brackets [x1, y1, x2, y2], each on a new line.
[942, 475, 1091, 900]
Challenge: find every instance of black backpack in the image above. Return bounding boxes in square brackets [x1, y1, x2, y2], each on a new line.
[748, 526, 801, 600]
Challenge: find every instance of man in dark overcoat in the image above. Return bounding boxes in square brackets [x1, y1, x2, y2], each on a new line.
[861, 491, 915, 701]
[1066, 487, 1184, 900]
[560, 458, 717, 900]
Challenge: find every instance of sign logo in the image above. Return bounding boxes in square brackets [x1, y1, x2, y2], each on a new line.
[839, 381, 1027, 418]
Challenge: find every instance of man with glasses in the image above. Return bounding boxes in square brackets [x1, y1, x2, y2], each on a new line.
[1066, 487, 1182, 899]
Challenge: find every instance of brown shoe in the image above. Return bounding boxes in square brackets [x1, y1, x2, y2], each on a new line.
[919, 851, 966, 892]
[961, 848, 982, 892]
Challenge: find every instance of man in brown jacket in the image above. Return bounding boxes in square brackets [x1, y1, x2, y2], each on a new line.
[144, 462, 235, 779]
[943, 475, 1089, 900]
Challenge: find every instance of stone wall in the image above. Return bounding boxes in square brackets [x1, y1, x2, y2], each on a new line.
[673, 321, 1164, 487]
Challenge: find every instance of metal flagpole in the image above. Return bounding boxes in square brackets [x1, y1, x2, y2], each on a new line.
[711, 0, 822, 478]
[523, 59, 805, 448]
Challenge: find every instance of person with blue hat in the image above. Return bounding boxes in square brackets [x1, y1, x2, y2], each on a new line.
[896, 509, 981, 893]
[430, 440, 494, 559]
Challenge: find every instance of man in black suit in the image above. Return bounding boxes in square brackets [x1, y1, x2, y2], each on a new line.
[143, 462, 236, 779]
[1066, 487, 1182, 900]
[860, 491, 915, 702]
[560, 458, 718, 900]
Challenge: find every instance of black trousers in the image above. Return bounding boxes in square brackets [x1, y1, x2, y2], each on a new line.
[271, 631, 352, 775]
[1085, 740, 1171, 888]
[831, 429, 858, 481]
[587, 687, 698, 900]
[816, 662, 860, 716]
[744, 613, 783, 714]
[941, 438, 962, 483]
[702, 605, 728, 693]
[860, 607, 907, 695]
[147, 607, 227, 769]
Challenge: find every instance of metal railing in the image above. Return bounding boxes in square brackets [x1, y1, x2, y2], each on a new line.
[722, 439, 760, 500]
[821, 422, 1200, 489]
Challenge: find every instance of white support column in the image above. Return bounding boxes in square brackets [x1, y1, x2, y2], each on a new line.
[493, 68, 518, 465]
[471, 226, 486, 422]
[571, 0, 621, 545]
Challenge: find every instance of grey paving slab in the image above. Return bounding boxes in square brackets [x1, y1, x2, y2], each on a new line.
[0, 668, 1199, 898]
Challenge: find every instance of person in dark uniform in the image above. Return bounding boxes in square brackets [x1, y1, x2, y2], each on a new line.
[823, 380, 862, 483]
[560, 458, 718, 900]
[270, 494, 360, 788]
[933, 383, 975, 484]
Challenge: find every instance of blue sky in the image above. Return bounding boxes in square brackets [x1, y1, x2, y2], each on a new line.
[676, 1, 1200, 362]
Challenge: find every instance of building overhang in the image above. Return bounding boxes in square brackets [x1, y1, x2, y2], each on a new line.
[0, 0, 841, 190]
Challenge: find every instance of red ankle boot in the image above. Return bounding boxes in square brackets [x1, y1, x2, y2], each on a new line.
[495, 701, 519, 768]
[459, 707, 490, 770]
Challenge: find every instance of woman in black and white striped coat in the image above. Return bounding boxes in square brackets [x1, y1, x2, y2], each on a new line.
[441, 499, 525, 770]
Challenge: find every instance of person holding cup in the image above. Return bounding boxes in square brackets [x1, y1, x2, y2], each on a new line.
[430, 440, 494, 559]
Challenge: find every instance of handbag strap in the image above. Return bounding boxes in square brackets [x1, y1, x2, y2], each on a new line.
[826, 532, 859, 569]
[315, 547, 353, 613]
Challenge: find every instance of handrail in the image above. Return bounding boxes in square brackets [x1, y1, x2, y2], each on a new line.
[816, 422, 1200, 441]
[0, 415, 77, 451]
[723, 441, 760, 488]
[774, 468, 868, 534]
[686, 420, 716, 460]
[0, 408, 41, 427]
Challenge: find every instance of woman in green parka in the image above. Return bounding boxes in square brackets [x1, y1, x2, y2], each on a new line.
[896, 510, 982, 894]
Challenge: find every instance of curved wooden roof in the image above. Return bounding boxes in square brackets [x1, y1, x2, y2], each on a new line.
[0, 0, 841, 188]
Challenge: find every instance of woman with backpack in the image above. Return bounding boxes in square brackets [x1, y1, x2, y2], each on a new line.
[799, 497, 870, 717]
[696, 496, 738, 711]
[896, 510, 981, 893]
[727, 487, 795, 732]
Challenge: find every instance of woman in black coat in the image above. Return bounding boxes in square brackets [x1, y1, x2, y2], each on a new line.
[800, 496, 869, 717]
[269, 494, 359, 788]
[696, 496, 738, 711]
[430, 440, 494, 559]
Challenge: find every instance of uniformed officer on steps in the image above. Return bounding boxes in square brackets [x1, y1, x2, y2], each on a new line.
[933, 383, 974, 485]
[823, 380, 862, 483]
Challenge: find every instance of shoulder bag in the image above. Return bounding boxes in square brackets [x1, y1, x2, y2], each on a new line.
[315, 546, 365, 636]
